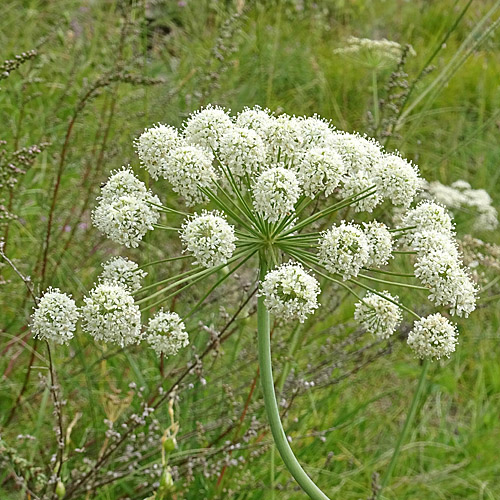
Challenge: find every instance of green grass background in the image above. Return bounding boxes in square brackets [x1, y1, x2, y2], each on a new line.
[1, 1, 500, 499]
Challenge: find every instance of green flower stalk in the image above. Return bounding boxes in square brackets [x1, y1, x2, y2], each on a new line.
[33, 105, 480, 498]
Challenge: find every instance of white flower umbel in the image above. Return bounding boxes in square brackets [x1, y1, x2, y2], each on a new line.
[98, 167, 152, 202]
[354, 291, 402, 339]
[407, 313, 458, 360]
[99, 256, 147, 293]
[410, 229, 459, 258]
[363, 221, 393, 267]
[146, 310, 189, 357]
[235, 106, 274, 139]
[218, 127, 266, 179]
[180, 210, 237, 268]
[82, 283, 142, 347]
[295, 147, 345, 198]
[134, 124, 182, 179]
[339, 171, 381, 212]
[252, 166, 301, 222]
[183, 104, 233, 151]
[375, 154, 422, 207]
[331, 131, 383, 174]
[261, 263, 320, 323]
[296, 115, 336, 148]
[92, 168, 161, 248]
[414, 251, 477, 317]
[162, 145, 218, 206]
[265, 114, 304, 166]
[31, 288, 79, 345]
[400, 201, 454, 240]
[92, 194, 161, 248]
[318, 222, 370, 280]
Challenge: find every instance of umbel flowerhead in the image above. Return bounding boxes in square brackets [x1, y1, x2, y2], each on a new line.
[33, 105, 478, 361]
[32, 104, 483, 500]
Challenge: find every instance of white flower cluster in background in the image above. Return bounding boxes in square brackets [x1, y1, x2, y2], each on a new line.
[99, 256, 146, 293]
[146, 310, 189, 356]
[31, 288, 79, 344]
[422, 179, 498, 232]
[333, 36, 416, 69]
[180, 210, 236, 268]
[261, 263, 320, 323]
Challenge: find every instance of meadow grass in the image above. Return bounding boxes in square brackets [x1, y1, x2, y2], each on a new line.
[1, 1, 499, 498]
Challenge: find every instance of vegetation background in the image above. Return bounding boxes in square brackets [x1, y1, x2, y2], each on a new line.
[1, 0, 499, 499]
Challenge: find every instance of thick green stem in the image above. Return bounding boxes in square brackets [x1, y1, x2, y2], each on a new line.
[376, 359, 430, 499]
[257, 253, 330, 500]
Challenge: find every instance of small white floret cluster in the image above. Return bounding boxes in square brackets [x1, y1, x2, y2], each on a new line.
[134, 124, 181, 180]
[407, 313, 458, 360]
[354, 291, 402, 340]
[401, 201, 478, 317]
[81, 283, 142, 347]
[146, 310, 189, 356]
[362, 221, 393, 267]
[180, 210, 236, 268]
[261, 263, 320, 323]
[92, 167, 161, 248]
[318, 222, 369, 280]
[252, 167, 301, 222]
[99, 256, 146, 293]
[31, 288, 79, 345]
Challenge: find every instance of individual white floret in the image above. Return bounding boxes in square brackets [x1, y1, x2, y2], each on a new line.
[81, 283, 142, 347]
[235, 106, 275, 139]
[414, 251, 477, 317]
[375, 154, 422, 207]
[180, 210, 236, 268]
[264, 114, 304, 166]
[31, 288, 79, 345]
[162, 145, 218, 206]
[146, 310, 189, 357]
[252, 166, 301, 222]
[362, 221, 393, 267]
[218, 127, 266, 179]
[295, 147, 345, 198]
[183, 104, 233, 150]
[92, 169, 161, 248]
[339, 170, 381, 212]
[134, 124, 182, 179]
[261, 262, 320, 323]
[99, 256, 147, 293]
[354, 291, 402, 339]
[407, 313, 458, 360]
[318, 222, 370, 280]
